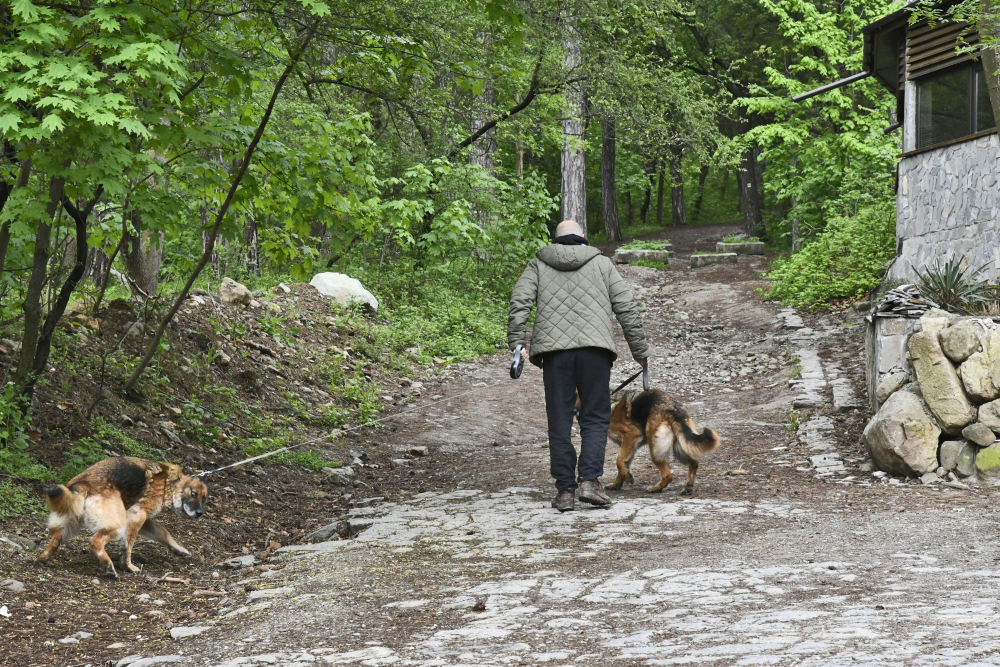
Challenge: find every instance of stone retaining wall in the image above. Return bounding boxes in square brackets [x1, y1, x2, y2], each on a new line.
[864, 310, 1000, 483]
[889, 132, 1000, 282]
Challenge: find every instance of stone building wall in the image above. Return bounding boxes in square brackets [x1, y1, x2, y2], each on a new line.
[889, 132, 1000, 282]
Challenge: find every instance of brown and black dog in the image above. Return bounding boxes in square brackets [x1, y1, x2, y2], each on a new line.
[38, 457, 208, 578]
[607, 389, 719, 495]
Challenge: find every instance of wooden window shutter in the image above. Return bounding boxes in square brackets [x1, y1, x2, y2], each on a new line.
[907, 21, 980, 79]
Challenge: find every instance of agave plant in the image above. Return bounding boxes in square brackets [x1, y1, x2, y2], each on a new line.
[914, 259, 990, 314]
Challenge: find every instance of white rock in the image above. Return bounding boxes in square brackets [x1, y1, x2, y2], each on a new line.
[219, 277, 252, 307]
[169, 625, 212, 639]
[310, 273, 379, 314]
[247, 586, 293, 601]
[862, 389, 942, 476]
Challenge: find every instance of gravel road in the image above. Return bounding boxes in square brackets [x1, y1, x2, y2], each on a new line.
[137, 225, 1000, 667]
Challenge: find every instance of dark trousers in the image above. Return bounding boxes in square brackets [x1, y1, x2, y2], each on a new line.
[542, 347, 613, 492]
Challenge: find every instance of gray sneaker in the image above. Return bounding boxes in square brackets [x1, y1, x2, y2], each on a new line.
[551, 489, 575, 512]
[578, 480, 612, 507]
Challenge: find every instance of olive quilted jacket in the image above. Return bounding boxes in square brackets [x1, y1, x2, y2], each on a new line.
[507, 244, 650, 367]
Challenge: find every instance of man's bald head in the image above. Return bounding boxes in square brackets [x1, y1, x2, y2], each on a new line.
[554, 220, 585, 238]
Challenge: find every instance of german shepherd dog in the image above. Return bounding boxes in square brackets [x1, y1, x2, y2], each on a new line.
[607, 389, 719, 495]
[38, 457, 208, 578]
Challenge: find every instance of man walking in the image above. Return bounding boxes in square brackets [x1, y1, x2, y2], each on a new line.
[508, 220, 651, 512]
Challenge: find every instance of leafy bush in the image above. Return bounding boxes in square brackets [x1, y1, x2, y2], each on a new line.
[765, 202, 895, 310]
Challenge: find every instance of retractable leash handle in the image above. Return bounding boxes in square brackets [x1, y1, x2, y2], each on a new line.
[642, 357, 650, 391]
[510, 344, 524, 379]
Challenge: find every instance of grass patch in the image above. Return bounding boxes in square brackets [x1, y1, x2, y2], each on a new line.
[0, 479, 44, 520]
[243, 434, 341, 471]
[620, 239, 670, 251]
[631, 258, 666, 270]
[721, 235, 760, 243]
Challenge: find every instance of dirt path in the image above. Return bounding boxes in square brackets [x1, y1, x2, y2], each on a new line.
[115, 224, 1000, 666]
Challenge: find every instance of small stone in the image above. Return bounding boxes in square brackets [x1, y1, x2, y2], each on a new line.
[962, 423, 996, 447]
[1, 578, 25, 593]
[348, 518, 374, 533]
[321, 466, 354, 487]
[249, 299, 261, 309]
[106, 642, 128, 649]
[936, 466, 947, 477]
[278, 283, 292, 294]
[408, 446, 429, 457]
[73, 631, 94, 639]
[159, 422, 183, 445]
[920, 472, 940, 485]
[247, 587, 293, 602]
[222, 555, 258, 569]
[146, 610, 165, 618]
[170, 625, 212, 639]
[858, 462, 873, 472]
[216, 351, 231, 366]
[392, 459, 411, 467]
[876, 369, 910, 405]
[58, 637, 79, 645]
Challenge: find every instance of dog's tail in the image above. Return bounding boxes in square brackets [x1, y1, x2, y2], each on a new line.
[44, 485, 80, 515]
[671, 411, 720, 464]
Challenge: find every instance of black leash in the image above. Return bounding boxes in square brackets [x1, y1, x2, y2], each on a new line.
[611, 357, 649, 395]
[513, 344, 649, 395]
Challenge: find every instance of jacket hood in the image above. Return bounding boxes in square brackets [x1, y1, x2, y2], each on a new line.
[536, 244, 602, 271]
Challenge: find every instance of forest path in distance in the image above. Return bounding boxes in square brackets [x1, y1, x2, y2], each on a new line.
[158, 223, 1000, 666]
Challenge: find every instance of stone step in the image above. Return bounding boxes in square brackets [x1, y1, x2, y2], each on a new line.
[791, 349, 826, 408]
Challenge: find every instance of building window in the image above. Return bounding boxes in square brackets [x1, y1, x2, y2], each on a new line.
[917, 62, 997, 149]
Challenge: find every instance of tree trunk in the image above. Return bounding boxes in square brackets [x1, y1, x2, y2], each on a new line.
[692, 165, 709, 222]
[23, 187, 103, 404]
[122, 210, 162, 298]
[601, 117, 621, 242]
[669, 146, 687, 226]
[470, 36, 497, 176]
[738, 148, 764, 238]
[655, 164, 665, 226]
[515, 135, 524, 179]
[561, 9, 586, 231]
[981, 0, 1000, 129]
[624, 191, 633, 226]
[15, 176, 64, 388]
[719, 168, 730, 204]
[243, 214, 261, 275]
[640, 181, 651, 224]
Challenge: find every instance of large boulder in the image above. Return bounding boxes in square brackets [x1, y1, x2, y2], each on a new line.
[962, 422, 997, 447]
[978, 399, 1000, 432]
[960, 329, 1000, 403]
[939, 320, 985, 363]
[310, 273, 378, 314]
[862, 388, 942, 476]
[976, 443, 1000, 484]
[940, 440, 977, 478]
[908, 330, 976, 433]
[219, 277, 252, 307]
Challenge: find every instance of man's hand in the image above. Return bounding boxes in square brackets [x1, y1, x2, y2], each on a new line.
[521, 348, 529, 363]
[636, 356, 652, 368]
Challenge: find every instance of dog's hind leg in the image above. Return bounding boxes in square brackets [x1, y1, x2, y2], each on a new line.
[646, 424, 674, 493]
[681, 461, 699, 496]
[90, 528, 120, 578]
[37, 527, 64, 564]
[140, 519, 191, 557]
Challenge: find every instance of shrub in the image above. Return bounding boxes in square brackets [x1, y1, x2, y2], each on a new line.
[914, 259, 991, 314]
[765, 202, 895, 310]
